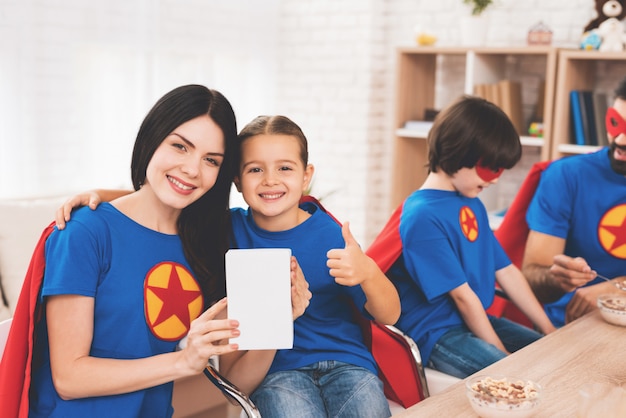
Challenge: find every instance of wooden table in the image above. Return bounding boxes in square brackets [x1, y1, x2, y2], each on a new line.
[394, 310, 626, 417]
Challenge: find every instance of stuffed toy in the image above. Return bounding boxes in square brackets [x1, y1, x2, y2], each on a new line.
[580, 30, 603, 50]
[582, 0, 626, 51]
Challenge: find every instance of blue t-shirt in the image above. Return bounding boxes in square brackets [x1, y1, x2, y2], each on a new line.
[229, 202, 376, 375]
[30, 203, 204, 418]
[527, 149, 626, 326]
[390, 189, 510, 364]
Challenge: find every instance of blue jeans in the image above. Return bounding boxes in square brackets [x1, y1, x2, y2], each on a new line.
[428, 317, 543, 379]
[250, 361, 391, 418]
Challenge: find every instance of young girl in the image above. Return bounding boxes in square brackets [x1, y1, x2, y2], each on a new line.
[27, 85, 244, 417]
[57, 115, 400, 418]
[219, 115, 400, 418]
[381, 95, 556, 379]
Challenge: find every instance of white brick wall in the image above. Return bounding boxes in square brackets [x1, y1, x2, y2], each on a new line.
[276, 0, 599, 245]
[0, 0, 606, 247]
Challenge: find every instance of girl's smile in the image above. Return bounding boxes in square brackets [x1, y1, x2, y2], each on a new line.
[235, 134, 314, 231]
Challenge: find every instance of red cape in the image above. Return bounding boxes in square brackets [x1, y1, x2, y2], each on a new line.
[491, 160, 551, 325]
[303, 197, 424, 407]
[493, 160, 551, 268]
[365, 203, 403, 273]
[0, 223, 54, 418]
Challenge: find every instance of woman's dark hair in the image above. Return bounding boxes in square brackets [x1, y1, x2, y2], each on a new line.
[427, 95, 522, 175]
[131, 85, 237, 305]
[236, 115, 309, 166]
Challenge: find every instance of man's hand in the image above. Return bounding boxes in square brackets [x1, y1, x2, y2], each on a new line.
[550, 255, 597, 293]
[565, 280, 620, 323]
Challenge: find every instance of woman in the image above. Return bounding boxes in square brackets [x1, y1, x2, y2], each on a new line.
[28, 85, 241, 418]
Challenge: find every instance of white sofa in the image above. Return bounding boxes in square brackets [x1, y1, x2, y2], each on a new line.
[0, 195, 233, 418]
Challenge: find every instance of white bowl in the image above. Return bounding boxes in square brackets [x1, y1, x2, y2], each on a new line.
[597, 294, 626, 327]
[465, 375, 541, 418]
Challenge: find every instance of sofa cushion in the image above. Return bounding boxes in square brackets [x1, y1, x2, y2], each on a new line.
[0, 196, 67, 321]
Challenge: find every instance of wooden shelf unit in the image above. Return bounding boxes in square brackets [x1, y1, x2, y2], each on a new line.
[551, 49, 626, 159]
[391, 46, 558, 210]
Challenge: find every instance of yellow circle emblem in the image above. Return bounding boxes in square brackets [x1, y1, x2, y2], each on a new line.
[144, 262, 204, 341]
[460, 206, 478, 242]
[598, 204, 626, 259]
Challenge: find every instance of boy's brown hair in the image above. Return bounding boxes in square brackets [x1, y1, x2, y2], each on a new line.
[427, 95, 522, 175]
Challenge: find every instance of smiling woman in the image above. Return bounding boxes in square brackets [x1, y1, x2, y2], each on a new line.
[0, 85, 243, 418]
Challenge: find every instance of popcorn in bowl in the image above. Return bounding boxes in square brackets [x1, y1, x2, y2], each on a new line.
[465, 375, 541, 418]
[597, 294, 626, 326]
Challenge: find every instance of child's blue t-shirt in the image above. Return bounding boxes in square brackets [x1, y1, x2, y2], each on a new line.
[30, 203, 203, 418]
[229, 202, 376, 375]
[390, 189, 510, 365]
[526, 149, 626, 327]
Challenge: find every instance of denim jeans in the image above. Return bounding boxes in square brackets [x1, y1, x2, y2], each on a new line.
[250, 361, 391, 418]
[428, 316, 543, 379]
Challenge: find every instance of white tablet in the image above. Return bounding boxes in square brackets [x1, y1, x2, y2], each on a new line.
[225, 248, 293, 350]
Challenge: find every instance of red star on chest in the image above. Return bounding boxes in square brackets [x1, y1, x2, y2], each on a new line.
[460, 206, 479, 242]
[147, 264, 201, 329]
[599, 205, 626, 257]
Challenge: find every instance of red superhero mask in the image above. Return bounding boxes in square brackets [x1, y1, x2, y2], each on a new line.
[606, 107, 626, 138]
[475, 159, 504, 182]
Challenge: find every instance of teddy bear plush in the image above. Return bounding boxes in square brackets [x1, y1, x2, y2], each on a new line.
[585, 0, 626, 32]
[583, 0, 626, 51]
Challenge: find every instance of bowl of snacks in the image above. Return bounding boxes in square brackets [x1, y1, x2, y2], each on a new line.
[597, 294, 626, 326]
[465, 375, 541, 418]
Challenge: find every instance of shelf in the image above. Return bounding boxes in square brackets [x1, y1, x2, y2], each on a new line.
[557, 143, 602, 155]
[550, 48, 626, 160]
[396, 128, 428, 139]
[397, 129, 544, 148]
[391, 46, 558, 211]
[520, 136, 544, 147]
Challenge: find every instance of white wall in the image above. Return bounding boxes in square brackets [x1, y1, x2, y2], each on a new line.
[0, 0, 279, 200]
[275, 0, 598, 245]
[0, 0, 601, 245]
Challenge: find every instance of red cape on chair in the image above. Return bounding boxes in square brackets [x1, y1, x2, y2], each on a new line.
[365, 203, 403, 273]
[494, 160, 551, 268]
[490, 160, 551, 324]
[0, 223, 54, 418]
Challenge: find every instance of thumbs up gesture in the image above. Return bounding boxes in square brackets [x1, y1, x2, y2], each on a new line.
[328, 222, 402, 324]
[327, 222, 373, 287]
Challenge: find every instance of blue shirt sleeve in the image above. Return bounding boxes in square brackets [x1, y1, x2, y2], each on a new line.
[42, 209, 110, 298]
[526, 162, 573, 239]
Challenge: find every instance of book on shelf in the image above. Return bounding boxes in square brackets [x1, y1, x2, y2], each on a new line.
[498, 80, 525, 135]
[592, 91, 609, 146]
[473, 80, 524, 135]
[534, 80, 545, 122]
[474, 82, 498, 103]
[487, 83, 500, 106]
[569, 90, 586, 146]
[579, 90, 597, 146]
[473, 83, 488, 100]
